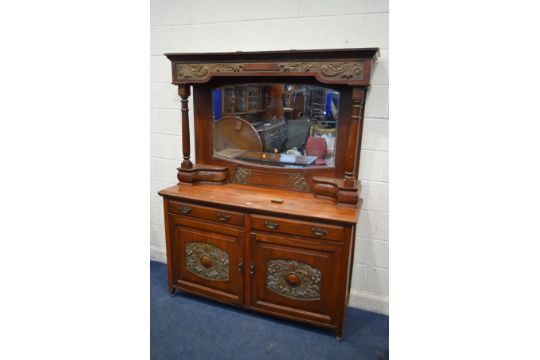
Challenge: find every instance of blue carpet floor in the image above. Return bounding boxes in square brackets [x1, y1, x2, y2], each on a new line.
[151, 261, 389, 360]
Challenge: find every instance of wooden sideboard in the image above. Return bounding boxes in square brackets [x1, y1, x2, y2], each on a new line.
[158, 48, 379, 340]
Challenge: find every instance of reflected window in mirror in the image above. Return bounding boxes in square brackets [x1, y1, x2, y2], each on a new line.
[212, 84, 340, 168]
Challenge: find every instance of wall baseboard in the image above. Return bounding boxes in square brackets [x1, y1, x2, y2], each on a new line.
[150, 245, 388, 316]
[348, 289, 389, 315]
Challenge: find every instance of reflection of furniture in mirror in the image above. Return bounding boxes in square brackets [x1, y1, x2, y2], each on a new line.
[221, 85, 266, 120]
[214, 115, 287, 157]
[213, 116, 262, 153]
[235, 151, 317, 166]
[160, 48, 379, 340]
[213, 83, 339, 166]
[285, 118, 310, 150]
[305, 136, 328, 165]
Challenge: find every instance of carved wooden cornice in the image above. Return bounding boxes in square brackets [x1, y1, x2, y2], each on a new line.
[167, 48, 378, 86]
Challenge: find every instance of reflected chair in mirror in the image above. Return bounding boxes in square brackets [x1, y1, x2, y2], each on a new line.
[305, 136, 328, 165]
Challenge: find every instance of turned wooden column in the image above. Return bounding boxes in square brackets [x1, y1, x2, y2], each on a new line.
[344, 87, 366, 187]
[178, 85, 192, 169]
[176, 83, 228, 184]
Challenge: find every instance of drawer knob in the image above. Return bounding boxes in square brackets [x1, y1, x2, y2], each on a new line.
[180, 206, 192, 214]
[216, 213, 231, 222]
[286, 272, 301, 287]
[200, 255, 213, 268]
[311, 227, 328, 237]
[264, 220, 279, 230]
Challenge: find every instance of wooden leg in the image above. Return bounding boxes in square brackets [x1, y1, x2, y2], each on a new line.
[336, 327, 344, 341]
[169, 287, 176, 297]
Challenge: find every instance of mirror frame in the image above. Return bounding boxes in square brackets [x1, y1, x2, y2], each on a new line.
[194, 77, 354, 192]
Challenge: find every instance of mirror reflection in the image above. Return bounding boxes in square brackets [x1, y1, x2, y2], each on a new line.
[212, 84, 340, 167]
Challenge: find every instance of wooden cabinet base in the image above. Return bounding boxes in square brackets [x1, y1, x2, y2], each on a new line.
[160, 183, 359, 339]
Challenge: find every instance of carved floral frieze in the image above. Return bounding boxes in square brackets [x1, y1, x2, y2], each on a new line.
[175, 61, 364, 81]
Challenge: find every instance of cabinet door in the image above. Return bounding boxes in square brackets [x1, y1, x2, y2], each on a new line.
[170, 216, 244, 305]
[247, 232, 343, 326]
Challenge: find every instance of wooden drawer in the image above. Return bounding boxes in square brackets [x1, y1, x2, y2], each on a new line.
[250, 214, 344, 241]
[168, 200, 244, 226]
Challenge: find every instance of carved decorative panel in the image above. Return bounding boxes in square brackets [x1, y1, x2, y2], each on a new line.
[289, 173, 310, 192]
[266, 259, 321, 300]
[233, 167, 251, 184]
[185, 242, 229, 281]
[175, 61, 365, 82]
[232, 168, 310, 192]
[176, 63, 243, 79]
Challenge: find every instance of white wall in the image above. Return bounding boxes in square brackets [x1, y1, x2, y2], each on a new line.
[150, 0, 389, 315]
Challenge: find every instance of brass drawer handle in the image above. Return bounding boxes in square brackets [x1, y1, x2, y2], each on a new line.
[264, 220, 279, 230]
[216, 213, 231, 222]
[180, 206, 192, 214]
[238, 260, 244, 273]
[311, 227, 328, 237]
[249, 261, 255, 275]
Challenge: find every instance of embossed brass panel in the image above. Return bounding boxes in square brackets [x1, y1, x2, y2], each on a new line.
[266, 259, 321, 300]
[185, 241, 229, 281]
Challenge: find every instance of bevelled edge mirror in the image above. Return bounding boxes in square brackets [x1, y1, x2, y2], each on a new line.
[211, 83, 340, 169]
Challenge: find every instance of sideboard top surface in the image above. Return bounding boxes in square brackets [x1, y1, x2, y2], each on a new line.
[159, 183, 359, 224]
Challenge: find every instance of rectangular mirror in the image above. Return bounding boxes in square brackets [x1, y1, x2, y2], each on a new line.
[212, 83, 340, 168]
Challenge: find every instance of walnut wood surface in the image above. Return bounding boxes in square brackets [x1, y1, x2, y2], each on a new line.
[159, 183, 359, 224]
[160, 48, 379, 338]
[178, 85, 192, 169]
[248, 232, 342, 324]
[250, 214, 345, 241]
[312, 176, 360, 204]
[169, 216, 244, 305]
[169, 200, 245, 226]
